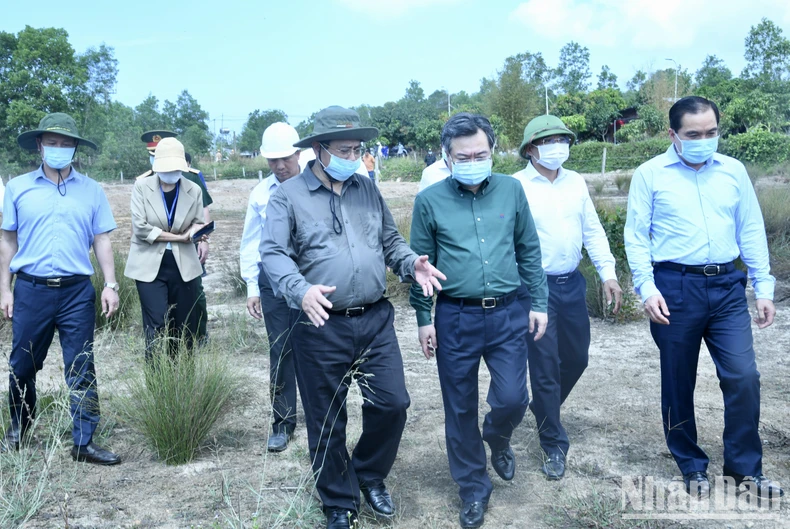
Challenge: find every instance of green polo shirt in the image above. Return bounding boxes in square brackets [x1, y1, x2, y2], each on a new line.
[409, 173, 548, 326]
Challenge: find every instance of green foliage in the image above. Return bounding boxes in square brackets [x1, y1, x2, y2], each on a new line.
[565, 138, 671, 173]
[720, 128, 790, 166]
[493, 153, 527, 175]
[238, 109, 288, 153]
[585, 89, 626, 141]
[561, 115, 588, 137]
[379, 156, 423, 182]
[743, 17, 790, 82]
[489, 54, 545, 148]
[90, 249, 140, 331]
[554, 41, 591, 94]
[118, 340, 245, 465]
[695, 55, 732, 88]
[597, 65, 618, 90]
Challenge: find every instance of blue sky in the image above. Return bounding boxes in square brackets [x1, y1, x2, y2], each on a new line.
[4, 0, 790, 135]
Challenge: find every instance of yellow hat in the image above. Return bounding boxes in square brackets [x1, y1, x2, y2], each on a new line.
[152, 137, 188, 173]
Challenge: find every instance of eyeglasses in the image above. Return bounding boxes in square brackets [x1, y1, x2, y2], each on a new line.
[535, 136, 571, 146]
[323, 144, 364, 158]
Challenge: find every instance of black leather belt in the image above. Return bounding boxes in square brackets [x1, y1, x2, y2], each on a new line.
[16, 272, 90, 288]
[654, 261, 735, 276]
[439, 289, 518, 309]
[326, 301, 379, 318]
[546, 269, 579, 284]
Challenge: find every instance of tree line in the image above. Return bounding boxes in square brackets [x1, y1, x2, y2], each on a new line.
[2, 18, 790, 180]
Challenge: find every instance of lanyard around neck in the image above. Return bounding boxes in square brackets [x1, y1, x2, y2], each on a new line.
[160, 182, 180, 228]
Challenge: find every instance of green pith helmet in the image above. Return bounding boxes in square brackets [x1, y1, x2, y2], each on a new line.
[17, 113, 98, 151]
[518, 114, 576, 159]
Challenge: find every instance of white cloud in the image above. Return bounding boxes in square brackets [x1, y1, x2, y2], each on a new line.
[336, 0, 461, 15]
[510, 0, 790, 54]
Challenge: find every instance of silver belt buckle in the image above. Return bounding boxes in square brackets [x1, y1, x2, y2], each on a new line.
[344, 307, 365, 317]
[703, 265, 720, 277]
[46, 278, 61, 288]
[556, 276, 569, 284]
[481, 297, 497, 309]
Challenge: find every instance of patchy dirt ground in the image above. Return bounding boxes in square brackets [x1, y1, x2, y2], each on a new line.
[2, 176, 789, 529]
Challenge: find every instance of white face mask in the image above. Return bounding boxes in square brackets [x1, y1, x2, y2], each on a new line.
[535, 143, 570, 171]
[157, 171, 182, 184]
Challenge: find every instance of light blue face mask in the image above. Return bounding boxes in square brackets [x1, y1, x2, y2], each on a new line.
[675, 134, 719, 165]
[43, 146, 76, 170]
[451, 158, 492, 186]
[149, 154, 156, 167]
[320, 145, 360, 181]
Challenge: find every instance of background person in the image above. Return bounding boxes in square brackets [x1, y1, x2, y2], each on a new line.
[240, 122, 302, 453]
[513, 114, 622, 481]
[125, 138, 206, 359]
[0, 112, 121, 465]
[624, 96, 783, 499]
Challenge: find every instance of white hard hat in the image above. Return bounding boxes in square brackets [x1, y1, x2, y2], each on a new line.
[261, 122, 300, 159]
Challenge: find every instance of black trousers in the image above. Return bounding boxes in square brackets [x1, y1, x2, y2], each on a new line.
[258, 265, 296, 435]
[290, 298, 410, 512]
[527, 270, 590, 456]
[135, 250, 200, 359]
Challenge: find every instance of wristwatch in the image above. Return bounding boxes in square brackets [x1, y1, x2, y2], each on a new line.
[104, 282, 120, 292]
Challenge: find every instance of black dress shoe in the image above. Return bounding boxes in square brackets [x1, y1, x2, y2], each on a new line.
[325, 508, 359, 529]
[1, 424, 23, 453]
[490, 444, 515, 481]
[459, 501, 487, 529]
[723, 467, 784, 498]
[267, 431, 292, 452]
[683, 471, 710, 499]
[361, 483, 395, 517]
[542, 452, 566, 481]
[71, 442, 121, 466]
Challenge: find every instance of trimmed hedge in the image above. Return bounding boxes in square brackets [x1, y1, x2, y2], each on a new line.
[566, 138, 671, 173]
[720, 129, 790, 167]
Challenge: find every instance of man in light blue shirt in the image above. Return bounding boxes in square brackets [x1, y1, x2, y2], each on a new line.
[240, 122, 302, 453]
[0, 113, 121, 465]
[625, 96, 782, 499]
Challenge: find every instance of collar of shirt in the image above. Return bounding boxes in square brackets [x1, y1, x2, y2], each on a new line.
[34, 164, 83, 183]
[448, 174, 491, 196]
[303, 160, 360, 193]
[661, 145, 722, 171]
[523, 160, 567, 183]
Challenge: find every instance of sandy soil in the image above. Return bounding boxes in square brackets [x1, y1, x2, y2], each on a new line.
[2, 176, 789, 529]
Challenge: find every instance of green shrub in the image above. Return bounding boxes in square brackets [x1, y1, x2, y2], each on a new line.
[720, 128, 790, 167]
[118, 337, 245, 465]
[566, 138, 671, 173]
[493, 153, 527, 175]
[379, 157, 423, 182]
[613, 173, 632, 194]
[90, 250, 140, 331]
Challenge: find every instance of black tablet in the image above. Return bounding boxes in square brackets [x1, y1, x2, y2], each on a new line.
[191, 221, 215, 242]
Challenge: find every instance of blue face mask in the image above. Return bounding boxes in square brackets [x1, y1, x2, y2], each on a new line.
[451, 159, 492, 186]
[320, 145, 360, 181]
[149, 154, 156, 167]
[43, 146, 76, 170]
[675, 135, 719, 165]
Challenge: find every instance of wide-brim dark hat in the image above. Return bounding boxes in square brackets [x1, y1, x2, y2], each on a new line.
[293, 106, 378, 148]
[17, 112, 98, 151]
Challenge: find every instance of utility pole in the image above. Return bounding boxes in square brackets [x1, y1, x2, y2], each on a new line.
[665, 58, 679, 102]
[545, 85, 549, 114]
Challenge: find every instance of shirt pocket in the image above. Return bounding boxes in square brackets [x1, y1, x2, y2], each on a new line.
[361, 211, 382, 249]
[298, 220, 340, 260]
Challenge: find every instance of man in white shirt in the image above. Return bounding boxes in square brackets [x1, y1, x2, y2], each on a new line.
[513, 115, 622, 480]
[418, 158, 451, 192]
[239, 122, 302, 452]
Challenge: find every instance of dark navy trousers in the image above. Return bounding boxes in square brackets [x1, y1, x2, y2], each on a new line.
[9, 277, 100, 446]
[258, 265, 296, 435]
[527, 270, 590, 456]
[651, 266, 762, 477]
[435, 290, 530, 504]
[289, 299, 410, 512]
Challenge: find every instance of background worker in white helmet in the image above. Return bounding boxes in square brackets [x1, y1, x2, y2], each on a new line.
[239, 122, 303, 452]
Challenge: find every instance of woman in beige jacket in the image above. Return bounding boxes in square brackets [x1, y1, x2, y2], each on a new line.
[124, 138, 205, 359]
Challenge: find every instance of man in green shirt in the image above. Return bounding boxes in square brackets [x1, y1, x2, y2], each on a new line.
[410, 113, 548, 529]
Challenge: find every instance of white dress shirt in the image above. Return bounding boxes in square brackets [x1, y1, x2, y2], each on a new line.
[418, 159, 451, 192]
[513, 162, 616, 282]
[239, 174, 281, 298]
